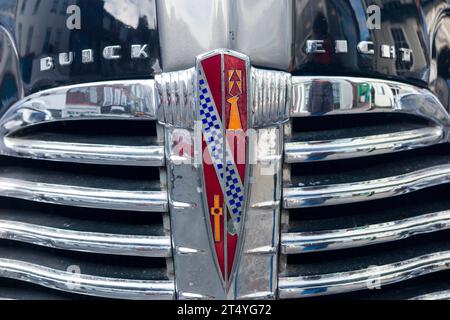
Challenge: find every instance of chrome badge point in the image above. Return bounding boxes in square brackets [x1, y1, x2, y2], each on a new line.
[196, 49, 250, 287]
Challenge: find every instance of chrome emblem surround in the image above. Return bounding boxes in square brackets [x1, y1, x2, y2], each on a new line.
[156, 49, 290, 299]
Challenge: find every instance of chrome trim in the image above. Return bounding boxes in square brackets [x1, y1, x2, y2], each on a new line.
[231, 126, 282, 300]
[3, 136, 165, 167]
[156, 68, 196, 129]
[0, 177, 168, 212]
[279, 251, 450, 298]
[250, 68, 291, 128]
[0, 259, 174, 300]
[284, 127, 444, 163]
[410, 290, 450, 300]
[291, 77, 450, 126]
[0, 80, 157, 137]
[284, 164, 450, 208]
[0, 219, 171, 257]
[281, 210, 450, 254]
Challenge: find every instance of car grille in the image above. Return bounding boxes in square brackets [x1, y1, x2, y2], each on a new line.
[279, 107, 450, 299]
[0, 82, 174, 299]
[1, 75, 450, 300]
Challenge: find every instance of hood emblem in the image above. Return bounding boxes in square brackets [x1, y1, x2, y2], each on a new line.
[197, 50, 249, 284]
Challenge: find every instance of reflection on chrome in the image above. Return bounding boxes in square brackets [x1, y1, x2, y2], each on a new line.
[284, 164, 450, 208]
[0, 219, 171, 257]
[410, 290, 450, 300]
[291, 77, 450, 126]
[281, 210, 450, 254]
[0, 176, 168, 212]
[285, 126, 444, 163]
[0, 80, 157, 135]
[0, 259, 174, 300]
[0, 80, 159, 164]
[3, 136, 165, 167]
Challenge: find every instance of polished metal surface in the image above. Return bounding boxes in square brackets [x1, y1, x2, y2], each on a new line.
[279, 251, 450, 298]
[290, 77, 450, 126]
[285, 127, 444, 163]
[230, 0, 292, 71]
[284, 164, 450, 208]
[155, 68, 196, 129]
[0, 259, 174, 300]
[0, 219, 171, 257]
[281, 211, 450, 254]
[0, 80, 157, 137]
[156, 0, 292, 72]
[231, 126, 282, 300]
[250, 68, 291, 128]
[0, 176, 168, 212]
[3, 136, 165, 167]
[410, 290, 450, 300]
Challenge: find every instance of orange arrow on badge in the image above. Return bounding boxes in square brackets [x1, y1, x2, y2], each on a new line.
[227, 96, 242, 130]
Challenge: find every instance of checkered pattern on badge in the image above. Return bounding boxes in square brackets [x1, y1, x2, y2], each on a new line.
[198, 69, 245, 232]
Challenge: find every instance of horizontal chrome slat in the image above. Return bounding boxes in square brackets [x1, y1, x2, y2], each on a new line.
[285, 127, 444, 163]
[410, 290, 450, 300]
[0, 259, 174, 300]
[279, 251, 450, 298]
[281, 211, 450, 254]
[0, 80, 157, 134]
[3, 137, 165, 167]
[0, 177, 168, 212]
[291, 77, 450, 126]
[284, 164, 450, 208]
[0, 219, 171, 257]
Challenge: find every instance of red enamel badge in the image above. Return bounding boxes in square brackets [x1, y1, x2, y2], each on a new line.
[197, 50, 249, 284]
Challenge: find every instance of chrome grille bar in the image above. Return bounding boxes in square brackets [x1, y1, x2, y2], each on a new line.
[284, 164, 450, 208]
[281, 210, 450, 254]
[285, 127, 444, 163]
[410, 290, 450, 300]
[0, 259, 174, 300]
[0, 220, 171, 257]
[290, 77, 450, 126]
[279, 251, 450, 298]
[0, 177, 168, 212]
[3, 137, 165, 167]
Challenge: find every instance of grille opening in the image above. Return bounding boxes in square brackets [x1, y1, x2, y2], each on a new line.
[0, 155, 162, 190]
[285, 230, 450, 276]
[0, 197, 165, 236]
[8, 120, 159, 147]
[289, 143, 450, 186]
[0, 240, 169, 280]
[11, 120, 158, 139]
[291, 113, 431, 136]
[288, 183, 450, 232]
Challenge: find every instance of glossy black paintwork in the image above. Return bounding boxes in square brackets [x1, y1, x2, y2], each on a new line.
[292, 0, 430, 86]
[429, 2, 450, 109]
[0, 0, 449, 112]
[1, 0, 160, 107]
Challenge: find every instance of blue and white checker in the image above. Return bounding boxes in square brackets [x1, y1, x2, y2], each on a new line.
[198, 68, 245, 235]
